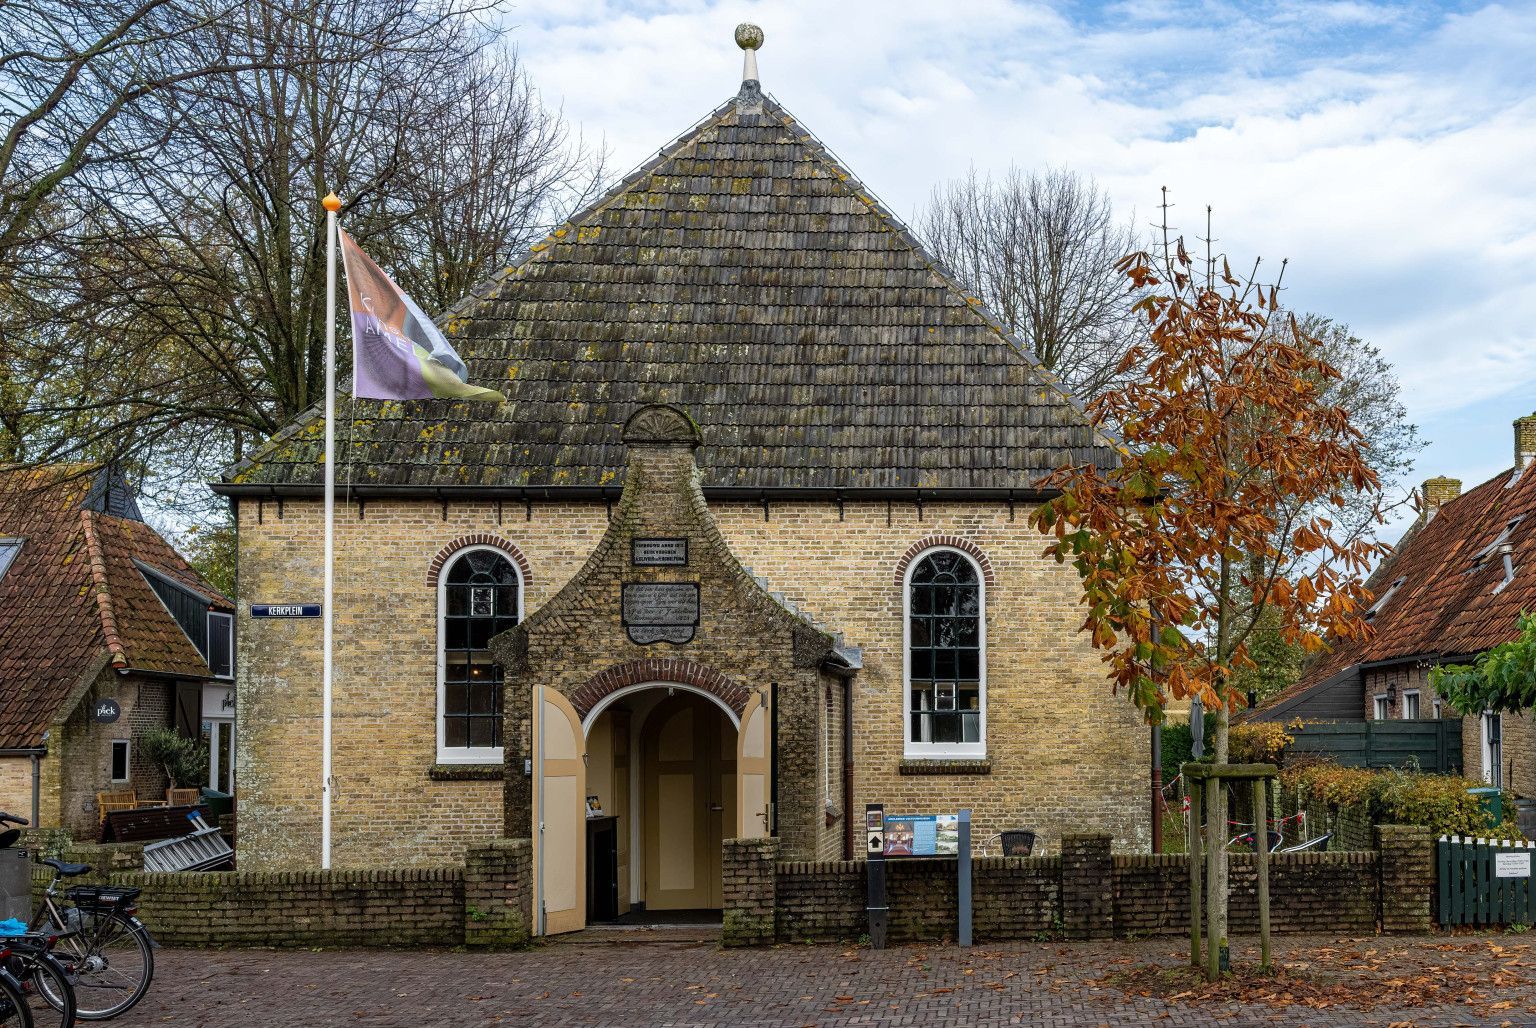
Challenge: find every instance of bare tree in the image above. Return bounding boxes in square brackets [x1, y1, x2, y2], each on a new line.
[2, 0, 603, 517]
[917, 166, 1141, 400]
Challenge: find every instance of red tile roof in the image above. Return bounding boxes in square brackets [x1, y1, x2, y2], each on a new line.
[1271, 462, 1536, 710]
[0, 467, 231, 748]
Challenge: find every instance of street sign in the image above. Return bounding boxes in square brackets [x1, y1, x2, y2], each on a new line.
[251, 604, 321, 618]
[865, 807, 885, 855]
[90, 699, 120, 724]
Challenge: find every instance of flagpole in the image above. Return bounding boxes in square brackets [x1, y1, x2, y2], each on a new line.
[321, 192, 340, 870]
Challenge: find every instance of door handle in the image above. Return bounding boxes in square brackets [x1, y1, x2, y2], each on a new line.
[708, 804, 723, 812]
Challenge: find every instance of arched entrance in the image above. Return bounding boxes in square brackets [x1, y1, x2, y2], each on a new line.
[532, 681, 769, 934]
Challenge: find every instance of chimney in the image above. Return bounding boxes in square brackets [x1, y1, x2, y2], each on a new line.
[1420, 476, 1461, 522]
[1517, 413, 1536, 470]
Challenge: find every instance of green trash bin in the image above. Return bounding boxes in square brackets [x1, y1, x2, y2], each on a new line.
[200, 787, 233, 821]
[1468, 786, 1503, 828]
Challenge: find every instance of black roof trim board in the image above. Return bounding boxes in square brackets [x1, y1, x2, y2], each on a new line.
[220, 91, 1116, 493]
[213, 483, 1059, 503]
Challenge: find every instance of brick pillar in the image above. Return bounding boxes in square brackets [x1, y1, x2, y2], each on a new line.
[464, 837, 533, 947]
[1377, 824, 1433, 933]
[722, 837, 779, 947]
[1060, 833, 1114, 940]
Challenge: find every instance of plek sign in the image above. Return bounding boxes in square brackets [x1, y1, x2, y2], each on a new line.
[91, 699, 120, 724]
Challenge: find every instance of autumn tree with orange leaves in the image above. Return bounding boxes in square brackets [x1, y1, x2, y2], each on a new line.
[1033, 201, 1388, 968]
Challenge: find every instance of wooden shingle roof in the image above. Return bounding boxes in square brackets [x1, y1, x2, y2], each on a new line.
[218, 91, 1113, 496]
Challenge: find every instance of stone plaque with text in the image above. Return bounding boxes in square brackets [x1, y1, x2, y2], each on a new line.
[622, 582, 700, 645]
[631, 538, 688, 567]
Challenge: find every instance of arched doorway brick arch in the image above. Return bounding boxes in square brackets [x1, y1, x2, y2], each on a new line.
[568, 659, 752, 721]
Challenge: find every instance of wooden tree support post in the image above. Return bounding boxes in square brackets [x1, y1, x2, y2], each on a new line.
[1253, 778, 1271, 972]
[1183, 762, 1279, 982]
[1188, 781, 1203, 969]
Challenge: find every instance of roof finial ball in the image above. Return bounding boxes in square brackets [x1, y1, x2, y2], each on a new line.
[736, 22, 763, 96]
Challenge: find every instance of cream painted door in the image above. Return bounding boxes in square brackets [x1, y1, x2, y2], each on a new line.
[534, 686, 586, 935]
[643, 694, 732, 909]
[736, 692, 770, 838]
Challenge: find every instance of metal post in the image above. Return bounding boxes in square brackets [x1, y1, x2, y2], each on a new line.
[958, 809, 972, 947]
[1188, 775, 1202, 968]
[29, 752, 40, 827]
[319, 193, 339, 870]
[1254, 778, 1271, 971]
[865, 804, 887, 949]
[1205, 775, 1220, 982]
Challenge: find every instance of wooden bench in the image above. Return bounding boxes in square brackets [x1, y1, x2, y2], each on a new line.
[100, 804, 208, 844]
[95, 790, 165, 825]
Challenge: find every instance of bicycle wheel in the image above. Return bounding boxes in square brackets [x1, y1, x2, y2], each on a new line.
[21, 950, 76, 1028]
[50, 913, 151, 1021]
[0, 969, 35, 1027]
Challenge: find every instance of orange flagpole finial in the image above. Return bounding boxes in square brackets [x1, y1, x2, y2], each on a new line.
[322, 193, 341, 212]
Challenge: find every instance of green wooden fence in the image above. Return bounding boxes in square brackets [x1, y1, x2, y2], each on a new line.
[1437, 835, 1536, 926]
[1287, 719, 1462, 774]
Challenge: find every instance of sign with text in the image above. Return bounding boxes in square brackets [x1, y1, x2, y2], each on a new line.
[90, 699, 121, 725]
[631, 538, 688, 567]
[866, 805, 885, 856]
[251, 604, 322, 618]
[1496, 851, 1532, 878]
[621, 582, 700, 645]
[882, 813, 959, 857]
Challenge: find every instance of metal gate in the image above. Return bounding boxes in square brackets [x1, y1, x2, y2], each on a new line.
[1438, 835, 1536, 925]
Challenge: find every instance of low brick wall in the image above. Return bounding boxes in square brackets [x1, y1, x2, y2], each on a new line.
[28, 838, 532, 948]
[726, 827, 1433, 946]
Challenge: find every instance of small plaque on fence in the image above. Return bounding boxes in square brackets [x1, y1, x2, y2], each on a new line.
[1496, 851, 1531, 878]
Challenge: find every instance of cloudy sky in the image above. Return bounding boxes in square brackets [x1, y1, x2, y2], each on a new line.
[508, 0, 1536, 521]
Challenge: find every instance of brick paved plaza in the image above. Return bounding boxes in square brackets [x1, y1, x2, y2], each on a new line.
[114, 930, 1536, 1026]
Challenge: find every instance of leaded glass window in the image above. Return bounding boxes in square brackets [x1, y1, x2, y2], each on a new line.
[907, 549, 983, 750]
[441, 548, 519, 753]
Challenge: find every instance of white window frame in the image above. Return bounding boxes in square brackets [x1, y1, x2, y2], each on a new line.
[1373, 694, 1389, 720]
[110, 739, 131, 784]
[1402, 690, 1420, 720]
[902, 546, 987, 759]
[1483, 711, 1503, 787]
[436, 545, 524, 765]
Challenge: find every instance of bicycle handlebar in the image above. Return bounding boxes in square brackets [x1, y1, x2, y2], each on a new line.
[0, 811, 28, 827]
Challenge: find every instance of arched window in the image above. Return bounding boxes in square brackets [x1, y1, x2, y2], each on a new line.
[905, 548, 985, 756]
[438, 547, 521, 761]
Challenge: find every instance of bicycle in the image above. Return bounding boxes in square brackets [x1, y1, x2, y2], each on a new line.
[0, 952, 33, 1027]
[4, 936, 76, 1028]
[0, 813, 152, 1021]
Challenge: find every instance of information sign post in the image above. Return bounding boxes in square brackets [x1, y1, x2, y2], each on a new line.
[865, 804, 888, 949]
[958, 808, 972, 947]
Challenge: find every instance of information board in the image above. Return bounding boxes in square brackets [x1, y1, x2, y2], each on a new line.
[1496, 851, 1532, 878]
[882, 813, 959, 857]
[621, 582, 700, 645]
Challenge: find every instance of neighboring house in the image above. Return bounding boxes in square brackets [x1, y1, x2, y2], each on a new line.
[216, 33, 1149, 929]
[0, 466, 235, 837]
[1253, 414, 1536, 797]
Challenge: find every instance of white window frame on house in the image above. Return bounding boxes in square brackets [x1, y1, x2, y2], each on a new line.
[1402, 690, 1420, 720]
[1373, 693, 1389, 720]
[110, 739, 130, 783]
[436, 545, 524, 765]
[903, 546, 987, 759]
[1483, 711, 1503, 787]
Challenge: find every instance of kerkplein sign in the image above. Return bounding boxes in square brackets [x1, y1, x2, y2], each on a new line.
[621, 582, 700, 645]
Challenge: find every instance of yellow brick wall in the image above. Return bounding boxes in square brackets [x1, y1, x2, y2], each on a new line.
[0, 758, 31, 823]
[235, 496, 1149, 869]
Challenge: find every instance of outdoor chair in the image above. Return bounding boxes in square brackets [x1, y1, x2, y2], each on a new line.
[165, 788, 201, 807]
[94, 789, 166, 825]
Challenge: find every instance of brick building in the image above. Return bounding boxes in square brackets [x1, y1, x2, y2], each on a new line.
[0, 466, 235, 837]
[1254, 414, 1536, 799]
[217, 33, 1148, 931]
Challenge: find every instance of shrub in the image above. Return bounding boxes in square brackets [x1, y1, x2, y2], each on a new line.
[138, 726, 209, 789]
[1229, 721, 1294, 765]
[1281, 761, 1521, 839]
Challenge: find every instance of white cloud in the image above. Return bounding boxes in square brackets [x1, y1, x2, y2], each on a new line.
[509, 0, 1536, 505]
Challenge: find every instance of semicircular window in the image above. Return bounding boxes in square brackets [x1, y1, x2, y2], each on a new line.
[907, 549, 984, 753]
[441, 548, 521, 755]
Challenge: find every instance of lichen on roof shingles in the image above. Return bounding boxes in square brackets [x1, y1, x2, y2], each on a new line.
[224, 94, 1113, 492]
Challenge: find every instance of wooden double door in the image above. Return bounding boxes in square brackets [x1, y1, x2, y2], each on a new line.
[642, 693, 736, 910]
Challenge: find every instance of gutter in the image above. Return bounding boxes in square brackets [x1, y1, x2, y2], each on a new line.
[212, 482, 1059, 504]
